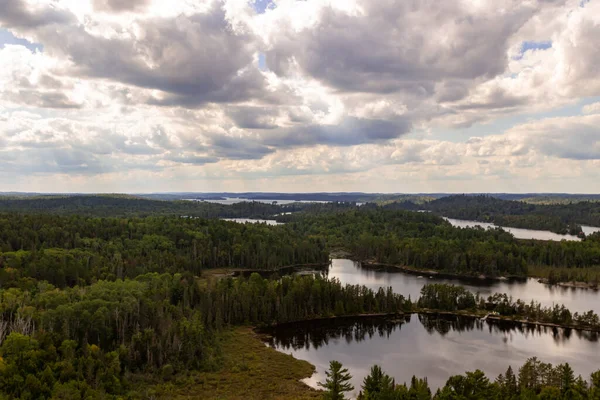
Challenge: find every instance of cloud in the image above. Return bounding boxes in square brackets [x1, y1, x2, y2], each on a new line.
[92, 0, 150, 13]
[0, 0, 74, 29]
[263, 0, 536, 94]
[0, 0, 599, 192]
[260, 117, 411, 148]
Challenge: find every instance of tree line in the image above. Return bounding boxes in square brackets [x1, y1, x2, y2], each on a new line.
[417, 283, 600, 329]
[319, 357, 600, 399]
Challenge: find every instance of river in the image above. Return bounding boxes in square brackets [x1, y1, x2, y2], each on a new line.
[326, 259, 599, 314]
[265, 315, 600, 396]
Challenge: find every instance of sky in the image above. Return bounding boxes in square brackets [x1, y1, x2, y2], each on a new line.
[0, 0, 599, 193]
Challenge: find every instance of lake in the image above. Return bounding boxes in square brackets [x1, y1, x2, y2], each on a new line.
[221, 218, 282, 225]
[325, 259, 599, 314]
[444, 218, 583, 241]
[265, 315, 600, 396]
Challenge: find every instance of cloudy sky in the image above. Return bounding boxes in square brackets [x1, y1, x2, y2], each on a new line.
[0, 0, 599, 193]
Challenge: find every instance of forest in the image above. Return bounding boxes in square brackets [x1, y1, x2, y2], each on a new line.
[0, 273, 409, 399]
[319, 357, 600, 399]
[1, 199, 600, 398]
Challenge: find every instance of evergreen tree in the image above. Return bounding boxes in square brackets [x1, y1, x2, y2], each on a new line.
[318, 360, 354, 400]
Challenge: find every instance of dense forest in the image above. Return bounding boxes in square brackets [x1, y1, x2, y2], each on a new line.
[319, 357, 600, 400]
[385, 195, 600, 234]
[0, 213, 328, 289]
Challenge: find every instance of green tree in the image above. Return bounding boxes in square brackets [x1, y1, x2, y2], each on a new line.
[359, 365, 396, 400]
[318, 360, 354, 400]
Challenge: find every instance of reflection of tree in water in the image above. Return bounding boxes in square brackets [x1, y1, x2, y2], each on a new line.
[418, 314, 484, 335]
[418, 314, 598, 344]
[266, 317, 407, 351]
[266, 314, 599, 351]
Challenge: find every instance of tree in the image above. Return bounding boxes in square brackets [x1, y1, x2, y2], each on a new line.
[318, 360, 354, 400]
[360, 365, 396, 400]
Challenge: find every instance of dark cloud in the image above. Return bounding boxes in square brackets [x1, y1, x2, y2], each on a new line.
[0, 0, 74, 29]
[165, 153, 219, 165]
[209, 135, 275, 160]
[25, 3, 264, 107]
[9, 90, 81, 109]
[260, 117, 411, 148]
[227, 106, 279, 130]
[455, 88, 527, 110]
[266, 1, 534, 95]
[93, 0, 150, 13]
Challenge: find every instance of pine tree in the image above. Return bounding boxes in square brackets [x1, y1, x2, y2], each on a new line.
[360, 365, 396, 399]
[318, 360, 354, 400]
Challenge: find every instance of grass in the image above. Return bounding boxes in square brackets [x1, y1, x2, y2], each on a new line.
[149, 327, 320, 400]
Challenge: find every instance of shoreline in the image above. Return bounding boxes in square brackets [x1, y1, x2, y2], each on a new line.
[260, 312, 407, 330]
[536, 277, 599, 290]
[204, 262, 330, 279]
[360, 260, 526, 283]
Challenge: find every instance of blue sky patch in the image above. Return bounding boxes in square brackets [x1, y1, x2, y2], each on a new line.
[513, 40, 552, 60]
[257, 53, 268, 71]
[0, 29, 43, 52]
[253, 0, 276, 14]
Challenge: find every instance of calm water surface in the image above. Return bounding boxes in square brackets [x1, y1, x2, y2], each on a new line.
[265, 316, 600, 396]
[326, 259, 599, 314]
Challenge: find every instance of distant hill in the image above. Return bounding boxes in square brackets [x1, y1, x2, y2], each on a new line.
[0, 195, 297, 218]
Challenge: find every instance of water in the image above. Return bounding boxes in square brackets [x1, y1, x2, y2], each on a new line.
[221, 218, 282, 225]
[327, 259, 599, 314]
[444, 218, 582, 241]
[265, 315, 600, 396]
[582, 225, 600, 235]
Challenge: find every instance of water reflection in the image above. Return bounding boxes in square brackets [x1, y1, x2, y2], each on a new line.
[265, 314, 600, 396]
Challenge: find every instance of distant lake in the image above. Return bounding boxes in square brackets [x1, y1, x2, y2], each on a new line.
[221, 218, 282, 226]
[265, 315, 600, 396]
[444, 217, 583, 241]
[326, 259, 598, 314]
[582, 225, 600, 235]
